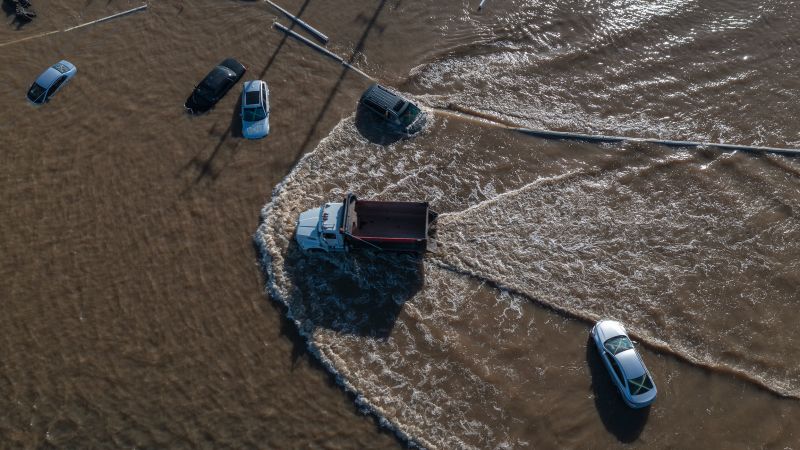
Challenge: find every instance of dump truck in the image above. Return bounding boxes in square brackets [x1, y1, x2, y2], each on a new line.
[295, 193, 438, 253]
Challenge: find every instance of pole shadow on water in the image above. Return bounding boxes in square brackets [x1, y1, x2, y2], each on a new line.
[287, 0, 388, 168]
[179, 85, 247, 188]
[229, 94, 243, 138]
[585, 336, 650, 443]
[256, 0, 311, 79]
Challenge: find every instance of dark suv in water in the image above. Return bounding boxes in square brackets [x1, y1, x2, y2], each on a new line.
[185, 58, 246, 114]
[359, 84, 426, 136]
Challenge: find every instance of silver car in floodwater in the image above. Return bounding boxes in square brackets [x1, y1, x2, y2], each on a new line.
[240, 80, 269, 139]
[590, 320, 657, 408]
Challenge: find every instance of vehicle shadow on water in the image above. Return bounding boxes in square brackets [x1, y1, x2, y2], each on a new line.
[278, 241, 424, 339]
[585, 336, 650, 443]
[354, 103, 405, 146]
[179, 95, 245, 187]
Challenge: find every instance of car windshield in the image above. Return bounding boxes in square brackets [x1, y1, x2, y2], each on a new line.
[604, 335, 634, 355]
[628, 374, 654, 396]
[398, 103, 420, 126]
[242, 107, 266, 122]
[27, 83, 47, 101]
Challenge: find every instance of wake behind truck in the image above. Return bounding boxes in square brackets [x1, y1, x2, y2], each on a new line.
[295, 193, 438, 253]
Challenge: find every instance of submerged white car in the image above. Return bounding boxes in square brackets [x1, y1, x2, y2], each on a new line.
[240, 80, 269, 139]
[590, 320, 657, 408]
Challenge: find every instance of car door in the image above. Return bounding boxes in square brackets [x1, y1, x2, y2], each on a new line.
[46, 76, 66, 101]
[604, 351, 627, 393]
[217, 75, 234, 100]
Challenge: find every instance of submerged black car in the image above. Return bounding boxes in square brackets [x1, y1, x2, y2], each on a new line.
[185, 58, 246, 114]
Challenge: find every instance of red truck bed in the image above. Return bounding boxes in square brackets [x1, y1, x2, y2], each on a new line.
[341, 194, 437, 252]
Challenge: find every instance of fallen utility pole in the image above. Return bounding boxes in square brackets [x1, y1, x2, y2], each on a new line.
[444, 104, 800, 157]
[266, 0, 329, 45]
[513, 127, 800, 156]
[273, 22, 374, 81]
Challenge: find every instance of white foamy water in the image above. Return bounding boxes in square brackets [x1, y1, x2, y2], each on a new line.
[255, 107, 800, 448]
[254, 0, 800, 447]
[433, 151, 800, 399]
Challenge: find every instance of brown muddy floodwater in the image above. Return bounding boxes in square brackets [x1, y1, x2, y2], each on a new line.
[3, 0, 800, 448]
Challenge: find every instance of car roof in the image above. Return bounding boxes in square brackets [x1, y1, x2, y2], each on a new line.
[242, 80, 265, 106]
[35, 67, 62, 87]
[321, 202, 342, 232]
[202, 66, 234, 90]
[361, 84, 406, 114]
[35, 60, 75, 87]
[615, 349, 646, 379]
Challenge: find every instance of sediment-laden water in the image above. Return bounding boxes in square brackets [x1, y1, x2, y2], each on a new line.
[256, 0, 800, 447]
[3, 0, 800, 447]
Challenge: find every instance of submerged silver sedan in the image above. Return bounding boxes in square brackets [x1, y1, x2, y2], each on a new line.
[590, 320, 657, 408]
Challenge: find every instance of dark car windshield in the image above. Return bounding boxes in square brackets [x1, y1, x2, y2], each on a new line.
[398, 103, 421, 126]
[242, 107, 267, 122]
[604, 335, 634, 355]
[628, 374, 654, 396]
[27, 83, 47, 102]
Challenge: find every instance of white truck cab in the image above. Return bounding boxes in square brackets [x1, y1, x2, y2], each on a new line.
[295, 201, 346, 252]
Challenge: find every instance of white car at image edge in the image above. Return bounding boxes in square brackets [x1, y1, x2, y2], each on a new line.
[590, 320, 657, 408]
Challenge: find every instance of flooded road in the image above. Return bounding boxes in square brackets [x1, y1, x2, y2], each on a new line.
[3, 0, 800, 448]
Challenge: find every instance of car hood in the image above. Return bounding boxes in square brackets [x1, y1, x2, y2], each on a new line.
[243, 119, 269, 139]
[296, 208, 321, 240]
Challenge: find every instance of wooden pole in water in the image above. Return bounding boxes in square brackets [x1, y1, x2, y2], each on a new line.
[273, 22, 374, 81]
[265, 0, 329, 45]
